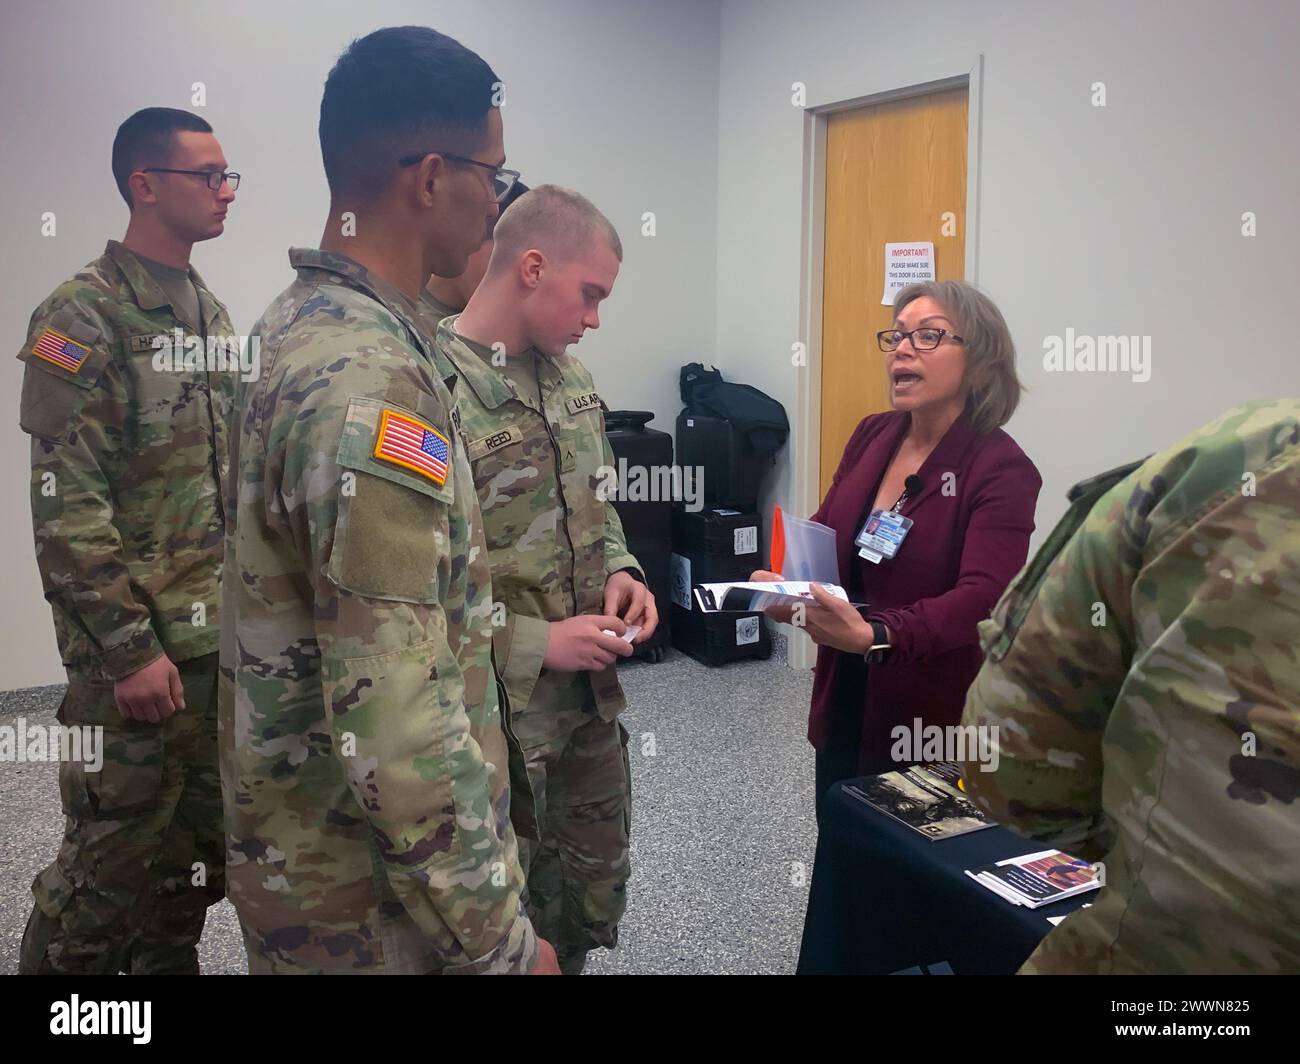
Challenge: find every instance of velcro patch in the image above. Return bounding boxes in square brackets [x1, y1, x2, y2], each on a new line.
[468, 425, 524, 460]
[374, 408, 450, 487]
[31, 329, 91, 374]
[565, 391, 601, 416]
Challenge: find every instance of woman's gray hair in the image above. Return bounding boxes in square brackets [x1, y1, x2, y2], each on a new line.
[893, 279, 1023, 433]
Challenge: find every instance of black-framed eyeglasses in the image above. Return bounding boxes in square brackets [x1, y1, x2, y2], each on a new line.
[141, 168, 240, 191]
[397, 150, 520, 202]
[876, 327, 964, 353]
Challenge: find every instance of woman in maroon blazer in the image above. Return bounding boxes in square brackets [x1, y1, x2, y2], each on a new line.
[755, 280, 1042, 813]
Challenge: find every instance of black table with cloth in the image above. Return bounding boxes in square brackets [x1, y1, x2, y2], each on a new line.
[796, 779, 1093, 974]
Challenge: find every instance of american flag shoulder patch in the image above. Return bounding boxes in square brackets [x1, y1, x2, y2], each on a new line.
[31, 329, 92, 374]
[373, 407, 451, 488]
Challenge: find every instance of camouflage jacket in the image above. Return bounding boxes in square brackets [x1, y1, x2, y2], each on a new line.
[963, 400, 1300, 974]
[17, 240, 234, 680]
[219, 248, 536, 974]
[423, 303, 641, 746]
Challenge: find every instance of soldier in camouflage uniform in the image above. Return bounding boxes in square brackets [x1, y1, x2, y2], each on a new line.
[421, 185, 658, 975]
[220, 26, 554, 974]
[963, 399, 1300, 974]
[16, 108, 236, 974]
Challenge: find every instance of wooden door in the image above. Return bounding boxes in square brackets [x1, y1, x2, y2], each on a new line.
[819, 88, 968, 497]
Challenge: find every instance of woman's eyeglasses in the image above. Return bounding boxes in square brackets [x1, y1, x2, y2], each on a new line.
[876, 327, 963, 353]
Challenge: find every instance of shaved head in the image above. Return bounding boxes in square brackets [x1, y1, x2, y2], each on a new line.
[459, 183, 623, 359]
[487, 184, 622, 276]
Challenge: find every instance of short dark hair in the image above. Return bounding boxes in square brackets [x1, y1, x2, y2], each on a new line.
[319, 26, 500, 202]
[112, 108, 213, 207]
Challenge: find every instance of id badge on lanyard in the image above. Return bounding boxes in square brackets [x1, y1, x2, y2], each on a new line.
[855, 498, 914, 564]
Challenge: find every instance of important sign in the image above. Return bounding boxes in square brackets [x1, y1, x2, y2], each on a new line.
[881, 242, 936, 305]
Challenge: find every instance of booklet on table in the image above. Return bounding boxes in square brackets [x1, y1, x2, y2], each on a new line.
[964, 850, 1103, 909]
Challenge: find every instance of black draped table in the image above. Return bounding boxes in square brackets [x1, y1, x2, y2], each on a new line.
[797, 779, 1093, 974]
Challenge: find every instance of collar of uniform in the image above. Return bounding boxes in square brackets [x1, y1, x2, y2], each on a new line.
[105, 240, 228, 333]
[192, 274, 228, 334]
[105, 240, 174, 313]
[434, 314, 520, 411]
[289, 247, 431, 359]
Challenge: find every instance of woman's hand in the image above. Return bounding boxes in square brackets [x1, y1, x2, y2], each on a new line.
[800, 583, 873, 654]
[750, 569, 798, 624]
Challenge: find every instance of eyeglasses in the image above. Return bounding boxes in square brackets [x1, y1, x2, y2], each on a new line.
[397, 150, 520, 202]
[876, 327, 964, 353]
[141, 168, 240, 191]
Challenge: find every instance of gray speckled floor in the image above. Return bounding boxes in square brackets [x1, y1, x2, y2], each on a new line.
[0, 647, 816, 975]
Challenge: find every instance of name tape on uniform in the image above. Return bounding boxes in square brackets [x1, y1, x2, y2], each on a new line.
[374, 408, 450, 488]
[468, 424, 524, 460]
[565, 392, 601, 416]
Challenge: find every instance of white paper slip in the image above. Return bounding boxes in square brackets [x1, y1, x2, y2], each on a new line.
[881, 241, 936, 305]
[601, 625, 641, 644]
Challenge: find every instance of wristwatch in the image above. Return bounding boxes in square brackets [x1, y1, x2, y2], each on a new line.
[864, 620, 892, 664]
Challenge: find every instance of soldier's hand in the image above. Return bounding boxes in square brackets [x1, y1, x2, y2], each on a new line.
[603, 570, 659, 643]
[114, 654, 185, 724]
[749, 569, 796, 624]
[530, 938, 561, 975]
[543, 616, 634, 672]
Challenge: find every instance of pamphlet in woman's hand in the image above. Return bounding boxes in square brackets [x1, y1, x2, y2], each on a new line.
[771, 507, 840, 584]
[692, 580, 864, 613]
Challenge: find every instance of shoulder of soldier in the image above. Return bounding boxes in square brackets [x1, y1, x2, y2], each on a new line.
[260, 277, 425, 375]
[23, 254, 127, 352]
[1105, 399, 1300, 536]
[255, 277, 447, 432]
[17, 257, 133, 420]
[1061, 399, 1300, 577]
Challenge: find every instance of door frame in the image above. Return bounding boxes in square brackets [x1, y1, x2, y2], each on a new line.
[787, 56, 986, 670]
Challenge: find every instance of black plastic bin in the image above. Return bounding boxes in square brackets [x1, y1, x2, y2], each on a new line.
[676, 411, 766, 511]
[670, 604, 772, 667]
[669, 506, 769, 666]
[605, 410, 673, 662]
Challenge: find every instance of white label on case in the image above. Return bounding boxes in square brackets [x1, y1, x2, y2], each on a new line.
[733, 525, 758, 555]
[736, 615, 761, 646]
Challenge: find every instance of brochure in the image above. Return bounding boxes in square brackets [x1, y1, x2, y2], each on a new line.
[691, 580, 861, 613]
[842, 762, 996, 841]
[965, 850, 1103, 909]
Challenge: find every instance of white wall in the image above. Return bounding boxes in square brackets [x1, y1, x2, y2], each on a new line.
[0, 0, 720, 689]
[716, 0, 1300, 546]
[5, 0, 1297, 689]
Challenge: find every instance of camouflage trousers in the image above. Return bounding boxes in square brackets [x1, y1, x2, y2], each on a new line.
[517, 713, 631, 975]
[19, 652, 225, 974]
